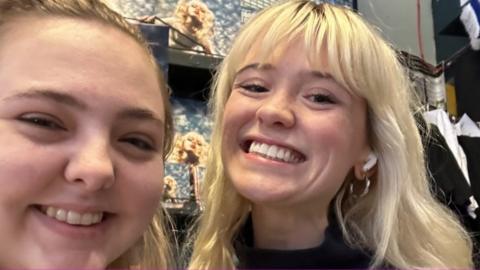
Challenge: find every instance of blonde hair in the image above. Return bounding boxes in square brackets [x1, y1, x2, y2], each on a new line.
[0, 0, 174, 268]
[189, 1, 473, 268]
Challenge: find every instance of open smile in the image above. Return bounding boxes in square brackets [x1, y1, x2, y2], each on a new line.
[35, 205, 109, 227]
[242, 140, 306, 164]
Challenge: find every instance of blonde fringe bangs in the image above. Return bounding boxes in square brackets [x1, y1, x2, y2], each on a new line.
[193, 0, 473, 269]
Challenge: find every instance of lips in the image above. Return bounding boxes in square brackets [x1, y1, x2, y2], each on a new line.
[39, 205, 104, 226]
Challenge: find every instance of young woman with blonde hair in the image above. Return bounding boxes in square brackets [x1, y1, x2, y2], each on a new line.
[0, 0, 174, 268]
[189, 0, 473, 268]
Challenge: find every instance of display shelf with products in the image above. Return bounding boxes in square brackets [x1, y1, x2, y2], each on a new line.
[167, 48, 222, 70]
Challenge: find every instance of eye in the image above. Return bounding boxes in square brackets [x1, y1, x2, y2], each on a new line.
[120, 136, 155, 151]
[305, 93, 336, 104]
[237, 83, 269, 93]
[18, 114, 66, 131]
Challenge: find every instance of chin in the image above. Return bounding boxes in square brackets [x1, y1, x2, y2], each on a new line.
[28, 253, 110, 269]
[236, 185, 292, 206]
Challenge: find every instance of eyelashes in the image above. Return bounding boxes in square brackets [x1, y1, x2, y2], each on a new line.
[17, 113, 157, 152]
[18, 114, 66, 131]
[234, 83, 337, 105]
[119, 136, 156, 152]
[236, 83, 269, 93]
[305, 93, 336, 104]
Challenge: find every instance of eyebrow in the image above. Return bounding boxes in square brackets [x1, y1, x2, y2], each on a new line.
[4, 89, 88, 110]
[4, 89, 165, 125]
[234, 63, 272, 76]
[235, 63, 332, 79]
[117, 108, 165, 126]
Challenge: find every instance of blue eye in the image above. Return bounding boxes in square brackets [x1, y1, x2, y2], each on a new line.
[239, 84, 269, 93]
[121, 137, 155, 151]
[19, 115, 66, 130]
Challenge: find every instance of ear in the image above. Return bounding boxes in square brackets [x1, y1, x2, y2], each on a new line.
[354, 152, 377, 180]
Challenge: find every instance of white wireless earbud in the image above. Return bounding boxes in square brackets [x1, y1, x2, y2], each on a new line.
[362, 152, 377, 172]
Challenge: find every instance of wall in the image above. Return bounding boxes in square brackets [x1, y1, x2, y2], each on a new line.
[358, 0, 437, 64]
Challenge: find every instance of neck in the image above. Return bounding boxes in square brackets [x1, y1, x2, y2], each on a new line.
[251, 203, 329, 250]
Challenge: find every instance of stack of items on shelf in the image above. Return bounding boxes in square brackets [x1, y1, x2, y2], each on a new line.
[397, 51, 446, 110]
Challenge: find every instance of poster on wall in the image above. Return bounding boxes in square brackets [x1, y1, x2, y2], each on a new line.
[162, 97, 212, 213]
[103, 0, 244, 56]
[104, 0, 355, 57]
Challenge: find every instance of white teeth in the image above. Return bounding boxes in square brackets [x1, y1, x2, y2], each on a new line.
[42, 206, 103, 226]
[92, 213, 102, 224]
[56, 209, 67, 221]
[284, 149, 291, 161]
[259, 143, 268, 155]
[276, 148, 285, 160]
[46, 207, 56, 217]
[80, 213, 93, 225]
[67, 211, 81, 225]
[248, 141, 303, 163]
[249, 142, 256, 152]
[267, 145, 278, 158]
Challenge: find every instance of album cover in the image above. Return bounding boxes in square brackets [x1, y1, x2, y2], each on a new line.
[105, 0, 356, 57]
[103, 0, 254, 56]
[162, 97, 212, 212]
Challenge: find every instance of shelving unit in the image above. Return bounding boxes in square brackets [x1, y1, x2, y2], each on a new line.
[432, 0, 469, 66]
[167, 48, 222, 70]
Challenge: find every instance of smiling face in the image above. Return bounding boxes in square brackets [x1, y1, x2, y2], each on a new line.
[0, 16, 166, 268]
[221, 40, 371, 212]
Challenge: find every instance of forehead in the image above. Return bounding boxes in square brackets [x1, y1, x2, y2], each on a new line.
[1, 15, 151, 64]
[0, 16, 164, 111]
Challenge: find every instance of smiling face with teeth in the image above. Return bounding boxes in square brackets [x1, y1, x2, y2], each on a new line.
[221, 40, 372, 216]
[0, 16, 167, 268]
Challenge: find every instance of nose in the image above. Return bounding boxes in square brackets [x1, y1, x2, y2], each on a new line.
[256, 91, 295, 128]
[64, 136, 115, 192]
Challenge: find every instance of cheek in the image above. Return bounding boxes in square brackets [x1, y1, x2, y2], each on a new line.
[323, 114, 369, 170]
[119, 162, 164, 214]
[0, 146, 63, 207]
[331, 112, 366, 147]
[220, 107, 245, 159]
[306, 114, 365, 173]
[308, 119, 352, 148]
[222, 97, 253, 135]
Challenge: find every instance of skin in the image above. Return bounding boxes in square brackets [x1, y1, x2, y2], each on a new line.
[0, 16, 166, 268]
[221, 40, 371, 250]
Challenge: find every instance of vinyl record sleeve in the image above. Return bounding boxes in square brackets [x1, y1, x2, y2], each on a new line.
[162, 97, 212, 212]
